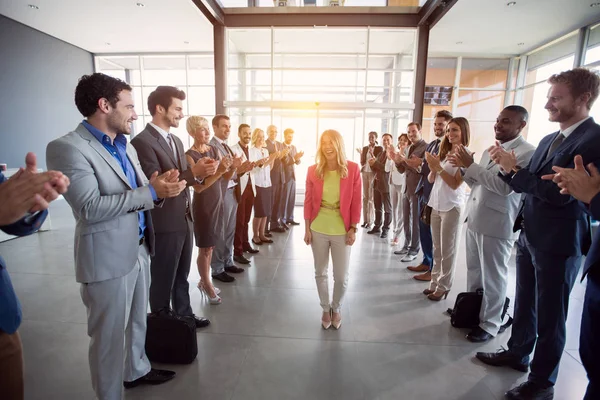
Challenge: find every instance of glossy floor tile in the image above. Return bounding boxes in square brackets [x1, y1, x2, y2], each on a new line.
[1, 201, 589, 400]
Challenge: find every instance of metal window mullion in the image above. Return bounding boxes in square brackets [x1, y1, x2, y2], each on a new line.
[504, 57, 517, 107]
[271, 27, 275, 102]
[452, 56, 462, 115]
[363, 27, 370, 103]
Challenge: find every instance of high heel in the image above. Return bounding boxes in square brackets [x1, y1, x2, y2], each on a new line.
[259, 238, 273, 244]
[423, 288, 434, 295]
[427, 290, 449, 301]
[321, 311, 332, 330]
[251, 238, 263, 245]
[198, 283, 222, 305]
[331, 311, 342, 330]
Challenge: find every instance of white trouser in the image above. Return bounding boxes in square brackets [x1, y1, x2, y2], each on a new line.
[361, 171, 375, 225]
[390, 183, 404, 239]
[81, 243, 152, 400]
[310, 230, 351, 313]
[429, 207, 462, 292]
[465, 228, 514, 336]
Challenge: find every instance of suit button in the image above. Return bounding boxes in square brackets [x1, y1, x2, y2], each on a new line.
[473, 197, 476, 201]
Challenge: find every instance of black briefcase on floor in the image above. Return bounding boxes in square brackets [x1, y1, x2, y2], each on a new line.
[145, 310, 198, 364]
[447, 289, 513, 333]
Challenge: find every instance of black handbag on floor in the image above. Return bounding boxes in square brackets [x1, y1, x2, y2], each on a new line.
[447, 289, 513, 333]
[145, 310, 198, 364]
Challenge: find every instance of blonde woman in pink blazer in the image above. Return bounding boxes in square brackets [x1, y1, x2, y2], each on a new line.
[304, 129, 362, 330]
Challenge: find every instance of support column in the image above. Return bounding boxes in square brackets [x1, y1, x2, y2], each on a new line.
[413, 24, 429, 125]
[214, 24, 227, 115]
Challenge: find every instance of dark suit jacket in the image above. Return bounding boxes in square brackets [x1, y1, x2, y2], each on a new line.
[281, 144, 299, 182]
[266, 139, 285, 185]
[370, 148, 389, 193]
[416, 138, 442, 202]
[360, 145, 383, 172]
[131, 124, 194, 233]
[584, 194, 600, 278]
[0, 171, 48, 334]
[396, 139, 427, 196]
[502, 117, 600, 257]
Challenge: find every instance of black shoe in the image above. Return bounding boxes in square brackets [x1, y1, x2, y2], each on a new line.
[505, 381, 554, 400]
[466, 327, 493, 343]
[475, 349, 529, 372]
[360, 222, 368, 228]
[225, 265, 245, 274]
[367, 228, 381, 234]
[212, 271, 235, 282]
[271, 226, 286, 233]
[233, 255, 251, 264]
[380, 230, 388, 239]
[190, 315, 210, 329]
[287, 220, 300, 226]
[244, 246, 259, 254]
[264, 232, 273, 238]
[124, 369, 176, 389]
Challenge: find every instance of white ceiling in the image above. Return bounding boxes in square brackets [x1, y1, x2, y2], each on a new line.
[430, 0, 600, 57]
[0, 0, 214, 53]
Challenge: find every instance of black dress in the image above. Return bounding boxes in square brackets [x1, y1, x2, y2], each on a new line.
[186, 147, 223, 248]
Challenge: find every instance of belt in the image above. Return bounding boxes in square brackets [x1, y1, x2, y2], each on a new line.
[320, 203, 340, 210]
[139, 236, 145, 246]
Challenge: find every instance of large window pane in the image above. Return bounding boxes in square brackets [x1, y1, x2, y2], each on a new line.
[188, 55, 214, 86]
[467, 121, 497, 166]
[141, 56, 187, 87]
[273, 28, 368, 60]
[456, 90, 505, 121]
[424, 57, 456, 123]
[525, 55, 575, 86]
[96, 56, 141, 85]
[188, 87, 216, 117]
[585, 24, 600, 65]
[460, 58, 508, 89]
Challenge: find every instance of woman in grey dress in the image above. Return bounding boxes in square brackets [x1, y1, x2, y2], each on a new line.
[185, 116, 231, 305]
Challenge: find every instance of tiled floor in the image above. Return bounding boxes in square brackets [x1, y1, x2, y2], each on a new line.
[2, 201, 589, 400]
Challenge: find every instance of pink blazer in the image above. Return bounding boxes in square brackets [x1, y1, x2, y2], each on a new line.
[304, 161, 362, 232]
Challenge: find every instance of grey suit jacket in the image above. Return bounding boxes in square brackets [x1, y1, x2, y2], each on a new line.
[46, 123, 158, 284]
[209, 136, 238, 192]
[396, 139, 427, 195]
[281, 144, 300, 182]
[463, 135, 536, 240]
[266, 139, 285, 185]
[370, 150, 390, 193]
[131, 124, 194, 234]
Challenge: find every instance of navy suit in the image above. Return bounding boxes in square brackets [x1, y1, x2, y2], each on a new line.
[501, 117, 600, 387]
[581, 193, 600, 400]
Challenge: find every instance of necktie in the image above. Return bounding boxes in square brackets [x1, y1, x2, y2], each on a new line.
[167, 134, 181, 169]
[546, 133, 564, 160]
[222, 142, 234, 157]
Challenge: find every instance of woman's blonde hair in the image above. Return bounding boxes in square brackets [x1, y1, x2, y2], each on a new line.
[315, 129, 348, 180]
[186, 116, 209, 136]
[251, 128, 265, 147]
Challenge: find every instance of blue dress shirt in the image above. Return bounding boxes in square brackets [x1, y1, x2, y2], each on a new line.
[82, 121, 156, 238]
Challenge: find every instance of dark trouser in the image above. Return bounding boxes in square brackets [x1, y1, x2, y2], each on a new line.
[149, 217, 194, 316]
[234, 184, 255, 256]
[373, 189, 391, 231]
[270, 181, 285, 229]
[418, 199, 433, 268]
[282, 179, 296, 223]
[402, 193, 420, 254]
[581, 271, 600, 400]
[507, 231, 581, 387]
[0, 330, 23, 400]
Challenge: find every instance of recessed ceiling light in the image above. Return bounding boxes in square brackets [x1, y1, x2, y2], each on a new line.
[136, 2, 145, 7]
[105, 42, 111, 45]
[456, 41, 463, 44]
[506, 1, 516, 6]
[28, 4, 39, 9]
[518, 42, 525, 46]
[183, 41, 190, 44]
[592, 2, 600, 6]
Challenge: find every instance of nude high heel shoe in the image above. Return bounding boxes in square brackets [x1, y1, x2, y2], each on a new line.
[331, 311, 342, 330]
[321, 310, 332, 330]
[198, 282, 222, 305]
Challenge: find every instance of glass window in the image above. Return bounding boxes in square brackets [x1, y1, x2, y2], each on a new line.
[585, 24, 600, 65]
[525, 55, 575, 86]
[188, 55, 214, 86]
[188, 87, 216, 117]
[141, 56, 187, 87]
[466, 121, 496, 166]
[459, 58, 509, 90]
[96, 56, 141, 85]
[456, 90, 506, 121]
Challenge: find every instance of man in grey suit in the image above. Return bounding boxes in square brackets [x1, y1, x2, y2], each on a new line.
[393, 123, 428, 261]
[46, 73, 187, 399]
[281, 128, 304, 226]
[210, 115, 254, 283]
[131, 86, 216, 327]
[368, 133, 392, 238]
[266, 125, 290, 233]
[449, 105, 536, 343]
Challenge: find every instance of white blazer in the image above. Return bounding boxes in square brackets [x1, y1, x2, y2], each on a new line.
[231, 142, 256, 195]
[248, 146, 272, 188]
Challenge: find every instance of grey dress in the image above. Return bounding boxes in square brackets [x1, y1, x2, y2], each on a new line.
[186, 147, 224, 248]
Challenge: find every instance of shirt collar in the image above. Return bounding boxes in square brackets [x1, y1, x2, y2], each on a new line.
[500, 135, 521, 150]
[560, 116, 590, 139]
[213, 135, 226, 145]
[82, 120, 126, 147]
[148, 122, 171, 141]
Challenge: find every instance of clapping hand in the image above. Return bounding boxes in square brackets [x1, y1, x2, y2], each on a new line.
[192, 157, 218, 178]
[149, 169, 187, 198]
[294, 150, 304, 162]
[489, 141, 517, 172]
[541, 155, 600, 204]
[425, 152, 442, 173]
[405, 155, 422, 169]
[238, 160, 255, 174]
[447, 145, 474, 168]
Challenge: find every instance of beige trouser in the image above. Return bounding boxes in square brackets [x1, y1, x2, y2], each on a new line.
[429, 206, 463, 292]
[361, 171, 375, 225]
[310, 230, 351, 313]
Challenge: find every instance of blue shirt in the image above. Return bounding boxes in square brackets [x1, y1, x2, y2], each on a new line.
[0, 171, 48, 334]
[82, 121, 156, 238]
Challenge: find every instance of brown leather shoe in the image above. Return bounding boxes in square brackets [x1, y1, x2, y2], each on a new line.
[414, 271, 431, 281]
[407, 264, 429, 272]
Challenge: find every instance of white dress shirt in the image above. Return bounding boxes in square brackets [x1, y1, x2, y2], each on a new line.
[249, 146, 272, 188]
[428, 158, 467, 212]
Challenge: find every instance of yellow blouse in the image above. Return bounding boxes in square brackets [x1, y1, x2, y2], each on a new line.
[310, 170, 347, 235]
